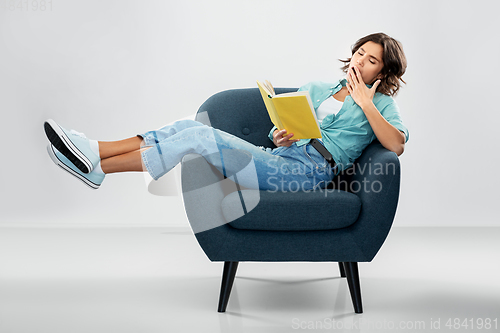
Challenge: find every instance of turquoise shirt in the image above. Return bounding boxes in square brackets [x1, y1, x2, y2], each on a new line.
[268, 79, 409, 171]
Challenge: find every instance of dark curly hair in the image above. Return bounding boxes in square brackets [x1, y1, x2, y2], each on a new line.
[340, 33, 407, 96]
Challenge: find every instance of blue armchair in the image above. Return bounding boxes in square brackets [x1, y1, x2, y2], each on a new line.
[181, 88, 401, 314]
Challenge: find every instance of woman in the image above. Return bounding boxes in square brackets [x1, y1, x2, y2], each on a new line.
[44, 32, 409, 191]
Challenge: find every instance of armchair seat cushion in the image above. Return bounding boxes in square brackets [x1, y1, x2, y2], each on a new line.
[222, 189, 362, 231]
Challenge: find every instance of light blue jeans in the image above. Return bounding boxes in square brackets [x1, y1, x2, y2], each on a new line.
[139, 120, 334, 192]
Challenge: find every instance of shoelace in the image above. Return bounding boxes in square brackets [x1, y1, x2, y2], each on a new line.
[69, 129, 87, 139]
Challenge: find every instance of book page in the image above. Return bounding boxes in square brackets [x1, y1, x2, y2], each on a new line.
[264, 80, 275, 96]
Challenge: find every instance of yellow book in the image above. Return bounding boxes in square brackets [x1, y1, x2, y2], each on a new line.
[257, 80, 321, 140]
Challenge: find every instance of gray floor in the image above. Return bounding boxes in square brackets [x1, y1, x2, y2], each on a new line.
[0, 227, 499, 333]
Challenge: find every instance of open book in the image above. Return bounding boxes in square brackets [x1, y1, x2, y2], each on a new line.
[257, 80, 321, 140]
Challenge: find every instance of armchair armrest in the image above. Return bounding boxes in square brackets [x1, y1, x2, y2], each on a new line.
[347, 142, 401, 260]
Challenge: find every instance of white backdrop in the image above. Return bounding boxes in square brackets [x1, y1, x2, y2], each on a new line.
[0, 0, 498, 227]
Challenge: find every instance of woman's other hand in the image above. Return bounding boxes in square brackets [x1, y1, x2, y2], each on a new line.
[273, 129, 299, 147]
[347, 66, 405, 156]
[346, 66, 380, 109]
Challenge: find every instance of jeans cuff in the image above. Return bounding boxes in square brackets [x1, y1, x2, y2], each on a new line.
[141, 147, 163, 181]
[137, 134, 157, 148]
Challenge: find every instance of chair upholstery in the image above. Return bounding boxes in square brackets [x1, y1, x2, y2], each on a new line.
[181, 88, 401, 313]
[223, 189, 361, 231]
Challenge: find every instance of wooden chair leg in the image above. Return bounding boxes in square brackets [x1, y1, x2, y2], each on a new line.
[343, 262, 363, 313]
[217, 261, 239, 312]
[338, 262, 346, 277]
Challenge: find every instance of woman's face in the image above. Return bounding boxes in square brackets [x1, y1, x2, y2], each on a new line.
[349, 41, 384, 85]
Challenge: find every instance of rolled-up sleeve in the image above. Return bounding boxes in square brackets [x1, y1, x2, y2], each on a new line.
[378, 98, 410, 143]
[268, 125, 277, 142]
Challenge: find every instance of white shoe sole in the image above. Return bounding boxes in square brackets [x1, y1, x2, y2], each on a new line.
[47, 144, 100, 190]
[44, 119, 94, 174]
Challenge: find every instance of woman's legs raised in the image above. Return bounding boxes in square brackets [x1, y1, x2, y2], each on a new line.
[96, 120, 206, 174]
[45, 118, 333, 191]
[98, 136, 143, 159]
[97, 136, 151, 174]
[100, 148, 149, 174]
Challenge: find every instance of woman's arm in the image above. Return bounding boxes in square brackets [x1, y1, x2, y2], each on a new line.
[346, 67, 406, 156]
[357, 102, 405, 156]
